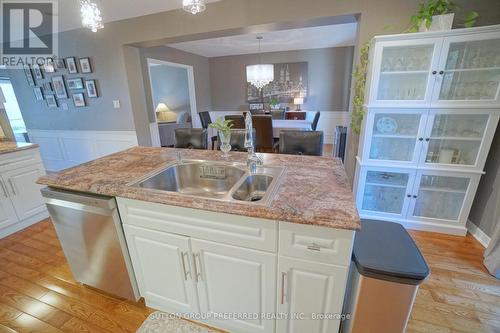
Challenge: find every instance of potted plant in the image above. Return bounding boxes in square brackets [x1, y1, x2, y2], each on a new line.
[269, 98, 280, 110]
[209, 117, 233, 157]
[408, 0, 478, 32]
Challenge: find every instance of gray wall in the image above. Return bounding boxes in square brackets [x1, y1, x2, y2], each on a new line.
[209, 47, 354, 112]
[149, 65, 191, 113]
[469, 125, 500, 237]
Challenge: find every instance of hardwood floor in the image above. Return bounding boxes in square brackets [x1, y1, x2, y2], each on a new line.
[0, 219, 498, 332]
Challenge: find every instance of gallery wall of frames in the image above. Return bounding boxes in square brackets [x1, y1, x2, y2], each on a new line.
[24, 57, 100, 110]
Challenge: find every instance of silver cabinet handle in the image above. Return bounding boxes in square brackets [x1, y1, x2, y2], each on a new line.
[0, 181, 8, 198]
[307, 242, 321, 251]
[181, 251, 190, 281]
[281, 272, 287, 304]
[7, 179, 16, 196]
[194, 253, 203, 282]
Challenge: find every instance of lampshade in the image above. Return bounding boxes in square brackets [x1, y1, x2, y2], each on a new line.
[294, 97, 304, 105]
[155, 103, 170, 112]
[246, 64, 274, 89]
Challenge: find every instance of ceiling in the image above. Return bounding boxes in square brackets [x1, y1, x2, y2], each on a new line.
[167, 22, 358, 57]
[56, 0, 221, 32]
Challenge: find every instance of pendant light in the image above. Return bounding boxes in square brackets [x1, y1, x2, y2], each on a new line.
[246, 37, 274, 89]
[80, 0, 103, 32]
[183, 0, 206, 14]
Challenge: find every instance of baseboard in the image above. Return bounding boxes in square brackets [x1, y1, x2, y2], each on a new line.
[0, 210, 49, 239]
[466, 220, 491, 248]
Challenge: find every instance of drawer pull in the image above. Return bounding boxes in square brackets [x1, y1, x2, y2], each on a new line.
[307, 243, 321, 251]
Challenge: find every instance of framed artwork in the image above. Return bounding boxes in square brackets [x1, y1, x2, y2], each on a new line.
[32, 64, 44, 79]
[44, 59, 55, 73]
[42, 82, 53, 94]
[85, 79, 98, 98]
[56, 58, 66, 69]
[79, 58, 92, 73]
[24, 65, 35, 86]
[34, 87, 44, 101]
[67, 78, 84, 90]
[46, 95, 58, 108]
[66, 57, 78, 74]
[51, 76, 68, 99]
[72, 93, 86, 107]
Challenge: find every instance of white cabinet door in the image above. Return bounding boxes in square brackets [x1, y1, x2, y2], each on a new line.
[276, 256, 348, 333]
[356, 167, 416, 220]
[369, 37, 443, 107]
[363, 108, 428, 166]
[0, 181, 19, 230]
[2, 164, 46, 221]
[123, 225, 199, 314]
[431, 31, 500, 107]
[191, 238, 276, 333]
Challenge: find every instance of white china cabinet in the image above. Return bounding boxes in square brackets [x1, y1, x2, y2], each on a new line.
[355, 25, 500, 235]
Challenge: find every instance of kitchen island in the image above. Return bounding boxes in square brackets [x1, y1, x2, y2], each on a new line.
[38, 147, 360, 333]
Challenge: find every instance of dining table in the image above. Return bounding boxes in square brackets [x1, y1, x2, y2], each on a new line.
[272, 119, 312, 138]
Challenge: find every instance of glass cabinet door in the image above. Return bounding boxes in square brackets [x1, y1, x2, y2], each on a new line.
[421, 112, 490, 167]
[435, 34, 500, 105]
[360, 169, 413, 218]
[410, 173, 470, 222]
[372, 39, 441, 105]
[367, 111, 424, 164]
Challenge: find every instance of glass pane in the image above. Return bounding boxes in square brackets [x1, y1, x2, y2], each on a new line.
[413, 175, 469, 220]
[439, 38, 500, 101]
[377, 44, 434, 101]
[362, 171, 408, 214]
[425, 114, 488, 165]
[369, 113, 421, 161]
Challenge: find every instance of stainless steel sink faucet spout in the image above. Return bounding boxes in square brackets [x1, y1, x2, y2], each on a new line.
[244, 113, 263, 173]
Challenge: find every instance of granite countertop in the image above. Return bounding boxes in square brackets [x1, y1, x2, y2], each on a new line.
[0, 141, 39, 155]
[37, 147, 360, 230]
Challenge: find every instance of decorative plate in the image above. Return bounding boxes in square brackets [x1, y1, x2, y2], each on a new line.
[376, 117, 398, 134]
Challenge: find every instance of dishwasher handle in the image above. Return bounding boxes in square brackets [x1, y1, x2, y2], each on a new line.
[41, 187, 116, 210]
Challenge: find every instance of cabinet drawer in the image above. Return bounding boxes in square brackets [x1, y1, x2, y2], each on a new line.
[279, 222, 354, 266]
[117, 198, 278, 252]
[0, 148, 42, 172]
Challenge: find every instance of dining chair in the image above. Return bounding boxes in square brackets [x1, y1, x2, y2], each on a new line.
[218, 129, 256, 152]
[225, 115, 245, 129]
[252, 115, 274, 152]
[270, 109, 285, 120]
[306, 111, 321, 130]
[174, 128, 208, 149]
[198, 111, 218, 150]
[278, 130, 324, 156]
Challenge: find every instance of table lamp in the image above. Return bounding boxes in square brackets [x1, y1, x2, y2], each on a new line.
[294, 97, 304, 111]
[155, 103, 177, 123]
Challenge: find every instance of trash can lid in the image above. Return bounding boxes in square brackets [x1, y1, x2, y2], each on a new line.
[353, 220, 430, 285]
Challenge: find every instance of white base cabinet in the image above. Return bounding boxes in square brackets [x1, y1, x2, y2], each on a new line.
[118, 198, 355, 333]
[0, 148, 48, 239]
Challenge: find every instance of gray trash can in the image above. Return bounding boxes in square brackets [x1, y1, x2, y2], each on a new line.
[341, 220, 430, 333]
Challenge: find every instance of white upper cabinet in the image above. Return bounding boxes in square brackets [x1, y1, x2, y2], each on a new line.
[369, 29, 500, 107]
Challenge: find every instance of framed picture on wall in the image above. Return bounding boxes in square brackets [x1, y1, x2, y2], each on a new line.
[66, 57, 78, 74]
[52, 76, 68, 99]
[72, 93, 86, 107]
[33, 87, 44, 101]
[79, 58, 92, 73]
[67, 78, 84, 90]
[56, 58, 66, 69]
[85, 79, 98, 98]
[44, 59, 55, 73]
[32, 64, 44, 79]
[46, 95, 58, 108]
[24, 65, 35, 86]
[42, 82, 53, 94]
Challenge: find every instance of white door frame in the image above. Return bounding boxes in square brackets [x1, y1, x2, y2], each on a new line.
[146, 58, 199, 147]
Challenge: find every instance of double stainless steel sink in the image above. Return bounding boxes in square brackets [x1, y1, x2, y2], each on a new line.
[130, 160, 285, 206]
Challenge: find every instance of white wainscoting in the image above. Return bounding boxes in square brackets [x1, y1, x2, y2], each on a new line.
[207, 111, 350, 144]
[28, 129, 138, 171]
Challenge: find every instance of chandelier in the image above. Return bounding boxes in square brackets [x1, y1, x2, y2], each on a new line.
[183, 0, 206, 14]
[80, 0, 103, 32]
[246, 37, 274, 89]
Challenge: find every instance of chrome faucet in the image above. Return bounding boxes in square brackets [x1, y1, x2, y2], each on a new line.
[244, 113, 263, 173]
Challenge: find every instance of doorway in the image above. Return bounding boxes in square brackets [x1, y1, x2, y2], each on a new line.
[0, 78, 28, 142]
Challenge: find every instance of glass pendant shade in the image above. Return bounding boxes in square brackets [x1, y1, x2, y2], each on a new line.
[246, 64, 274, 89]
[183, 0, 206, 14]
[80, 0, 103, 32]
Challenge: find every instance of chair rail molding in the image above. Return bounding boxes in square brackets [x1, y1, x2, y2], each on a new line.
[28, 129, 138, 171]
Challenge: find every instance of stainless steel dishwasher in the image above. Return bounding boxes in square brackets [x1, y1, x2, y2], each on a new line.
[41, 187, 139, 301]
